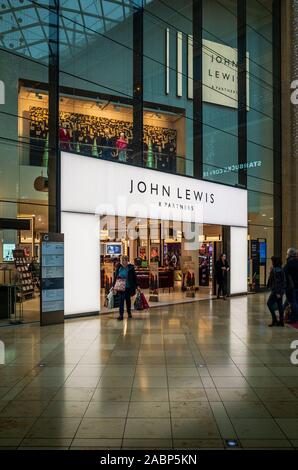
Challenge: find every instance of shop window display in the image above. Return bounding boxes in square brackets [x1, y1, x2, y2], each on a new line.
[28, 106, 177, 171]
[100, 217, 222, 310]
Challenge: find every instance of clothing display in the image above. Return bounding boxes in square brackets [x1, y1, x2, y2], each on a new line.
[29, 106, 177, 167]
[116, 137, 128, 162]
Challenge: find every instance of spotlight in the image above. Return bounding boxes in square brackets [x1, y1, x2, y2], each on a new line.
[225, 439, 239, 448]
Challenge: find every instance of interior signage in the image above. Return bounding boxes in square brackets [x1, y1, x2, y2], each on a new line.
[167, 30, 250, 109]
[202, 39, 249, 109]
[203, 160, 262, 178]
[40, 233, 64, 326]
[61, 152, 247, 228]
[129, 180, 215, 204]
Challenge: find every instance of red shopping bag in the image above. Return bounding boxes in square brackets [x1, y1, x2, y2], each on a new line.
[140, 292, 149, 309]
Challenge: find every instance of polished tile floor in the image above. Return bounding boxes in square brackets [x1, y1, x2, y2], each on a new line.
[0, 293, 298, 450]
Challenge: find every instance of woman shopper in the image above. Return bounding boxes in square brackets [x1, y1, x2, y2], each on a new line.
[267, 256, 286, 327]
[113, 255, 139, 321]
[116, 132, 128, 162]
[215, 254, 230, 300]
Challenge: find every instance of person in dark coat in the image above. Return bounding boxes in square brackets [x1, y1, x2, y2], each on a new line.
[215, 254, 230, 300]
[267, 256, 286, 327]
[283, 247, 298, 322]
[113, 255, 139, 321]
[100, 129, 114, 160]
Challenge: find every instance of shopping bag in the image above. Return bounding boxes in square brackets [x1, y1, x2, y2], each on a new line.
[107, 290, 114, 309]
[114, 278, 126, 292]
[284, 305, 291, 323]
[134, 291, 143, 310]
[140, 292, 149, 309]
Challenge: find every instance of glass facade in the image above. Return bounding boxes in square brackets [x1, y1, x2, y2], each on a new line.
[202, 0, 238, 187]
[0, 0, 281, 322]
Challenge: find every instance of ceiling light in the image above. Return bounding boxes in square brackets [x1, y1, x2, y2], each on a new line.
[225, 439, 239, 448]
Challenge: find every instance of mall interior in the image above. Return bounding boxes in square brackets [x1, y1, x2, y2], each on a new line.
[0, 0, 292, 327]
[2, 0, 298, 455]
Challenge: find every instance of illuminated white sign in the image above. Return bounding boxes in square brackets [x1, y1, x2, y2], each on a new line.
[61, 153, 248, 315]
[61, 152, 247, 228]
[169, 31, 250, 109]
[202, 39, 244, 109]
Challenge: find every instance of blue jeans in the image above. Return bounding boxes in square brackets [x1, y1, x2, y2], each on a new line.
[267, 292, 284, 323]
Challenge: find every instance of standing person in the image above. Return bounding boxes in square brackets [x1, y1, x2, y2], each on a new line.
[113, 255, 138, 321]
[59, 123, 71, 151]
[100, 129, 114, 160]
[116, 132, 128, 162]
[267, 256, 286, 327]
[283, 247, 298, 323]
[215, 254, 230, 300]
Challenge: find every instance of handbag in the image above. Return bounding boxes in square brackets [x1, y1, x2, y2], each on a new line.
[284, 304, 291, 323]
[114, 277, 126, 292]
[140, 292, 149, 309]
[134, 291, 143, 310]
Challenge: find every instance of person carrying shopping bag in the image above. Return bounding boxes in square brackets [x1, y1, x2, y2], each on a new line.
[112, 255, 139, 321]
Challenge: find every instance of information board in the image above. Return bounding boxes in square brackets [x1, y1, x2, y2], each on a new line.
[40, 233, 64, 326]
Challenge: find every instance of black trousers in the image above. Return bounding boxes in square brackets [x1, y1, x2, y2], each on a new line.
[119, 288, 132, 318]
[217, 281, 227, 298]
[267, 292, 284, 323]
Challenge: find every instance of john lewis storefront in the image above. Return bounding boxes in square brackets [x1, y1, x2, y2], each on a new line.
[0, 0, 283, 325]
[61, 151, 248, 316]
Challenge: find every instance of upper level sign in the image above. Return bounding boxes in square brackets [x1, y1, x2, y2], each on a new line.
[166, 30, 249, 109]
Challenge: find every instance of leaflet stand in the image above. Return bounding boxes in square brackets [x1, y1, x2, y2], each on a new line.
[14, 257, 35, 299]
[9, 285, 24, 325]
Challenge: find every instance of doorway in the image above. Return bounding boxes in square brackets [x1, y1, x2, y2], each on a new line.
[99, 217, 224, 312]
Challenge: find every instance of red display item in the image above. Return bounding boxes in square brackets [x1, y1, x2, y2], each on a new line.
[140, 292, 149, 309]
[59, 127, 71, 150]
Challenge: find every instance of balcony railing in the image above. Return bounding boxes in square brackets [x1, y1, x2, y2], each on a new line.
[24, 137, 192, 177]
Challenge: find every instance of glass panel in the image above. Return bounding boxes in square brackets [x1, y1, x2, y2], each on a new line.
[59, 0, 133, 98]
[0, 2, 51, 325]
[202, 0, 238, 186]
[143, 107, 189, 176]
[143, 0, 193, 176]
[247, 0, 274, 194]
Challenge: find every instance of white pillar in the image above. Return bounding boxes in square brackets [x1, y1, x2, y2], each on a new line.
[62, 212, 100, 315]
[230, 226, 248, 295]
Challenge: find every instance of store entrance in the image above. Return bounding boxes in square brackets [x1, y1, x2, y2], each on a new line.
[99, 216, 223, 311]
